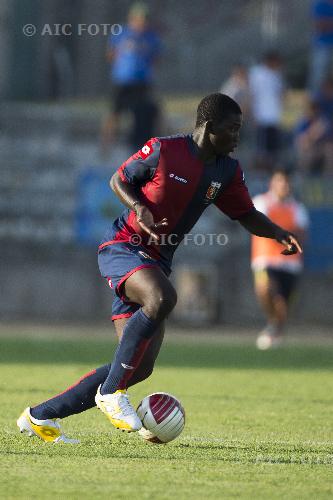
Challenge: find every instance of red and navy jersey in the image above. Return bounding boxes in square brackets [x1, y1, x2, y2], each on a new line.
[99, 134, 254, 263]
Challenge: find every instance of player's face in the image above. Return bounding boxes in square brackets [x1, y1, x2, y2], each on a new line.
[129, 14, 147, 32]
[209, 113, 242, 155]
[270, 173, 290, 200]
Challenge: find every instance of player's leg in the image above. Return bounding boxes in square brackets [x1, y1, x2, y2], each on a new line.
[255, 268, 292, 349]
[95, 267, 176, 431]
[26, 318, 164, 419]
[113, 317, 165, 387]
[29, 364, 111, 421]
[17, 319, 164, 442]
[270, 270, 298, 332]
[254, 269, 276, 322]
[100, 266, 176, 394]
[17, 363, 111, 443]
[254, 268, 279, 349]
[100, 85, 124, 156]
[101, 113, 119, 155]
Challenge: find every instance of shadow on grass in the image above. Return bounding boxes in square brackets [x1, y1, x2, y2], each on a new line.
[0, 337, 332, 370]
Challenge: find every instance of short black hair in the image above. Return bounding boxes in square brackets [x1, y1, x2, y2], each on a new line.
[271, 167, 291, 178]
[263, 50, 282, 63]
[195, 93, 242, 128]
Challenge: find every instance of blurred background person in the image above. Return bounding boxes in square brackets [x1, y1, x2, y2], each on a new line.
[251, 170, 309, 350]
[249, 51, 285, 171]
[220, 63, 251, 141]
[308, 0, 333, 94]
[294, 98, 333, 175]
[314, 76, 333, 124]
[101, 2, 162, 156]
[220, 63, 250, 118]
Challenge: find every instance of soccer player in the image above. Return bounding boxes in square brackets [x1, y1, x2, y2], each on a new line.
[17, 93, 302, 443]
[252, 170, 309, 350]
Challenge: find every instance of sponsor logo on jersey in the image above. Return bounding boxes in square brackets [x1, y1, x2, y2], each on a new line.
[169, 173, 188, 184]
[204, 181, 222, 202]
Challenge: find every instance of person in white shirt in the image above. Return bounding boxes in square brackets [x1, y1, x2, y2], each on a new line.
[249, 52, 285, 170]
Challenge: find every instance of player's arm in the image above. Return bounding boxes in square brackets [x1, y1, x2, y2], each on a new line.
[106, 35, 115, 62]
[106, 31, 120, 63]
[214, 164, 302, 255]
[111, 173, 166, 241]
[238, 209, 303, 255]
[110, 140, 167, 241]
[106, 47, 114, 63]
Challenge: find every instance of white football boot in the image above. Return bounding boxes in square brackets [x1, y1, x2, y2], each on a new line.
[17, 407, 79, 443]
[95, 386, 142, 432]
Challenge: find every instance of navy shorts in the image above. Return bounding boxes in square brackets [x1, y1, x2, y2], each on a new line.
[254, 267, 299, 302]
[267, 267, 298, 302]
[98, 242, 171, 321]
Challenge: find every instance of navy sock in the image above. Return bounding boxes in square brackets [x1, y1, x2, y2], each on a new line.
[30, 364, 110, 420]
[101, 308, 159, 395]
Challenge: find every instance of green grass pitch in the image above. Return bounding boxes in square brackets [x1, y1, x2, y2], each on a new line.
[0, 328, 332, 499]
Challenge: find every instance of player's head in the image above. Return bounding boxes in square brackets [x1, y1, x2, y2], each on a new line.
[230, 63, 247, 80]
[263, 50, 282, 69]
[128, 2, 149, 31]
[195, 93, 242, 155]
[269, 169, 291, 200]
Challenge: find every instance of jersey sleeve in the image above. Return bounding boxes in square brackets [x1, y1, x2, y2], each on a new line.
[252, 194, 268, 215]
[117, 138, 161, 185]
[214, 164, 255, 219]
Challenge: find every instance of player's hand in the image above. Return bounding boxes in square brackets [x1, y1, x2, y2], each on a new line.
[275, 229, 303, 255]
[134, 204, 168, 243]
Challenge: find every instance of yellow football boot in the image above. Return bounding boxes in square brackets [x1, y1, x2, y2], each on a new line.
[17, 408, 79, 443]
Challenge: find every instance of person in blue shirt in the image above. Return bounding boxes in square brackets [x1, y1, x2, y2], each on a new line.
[101, 3, 162, 154]
[309, 0, 333, 93]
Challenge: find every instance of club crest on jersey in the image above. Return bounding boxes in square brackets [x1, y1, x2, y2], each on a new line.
[140, 141, 154, 159]
[204, 181, 222, 203]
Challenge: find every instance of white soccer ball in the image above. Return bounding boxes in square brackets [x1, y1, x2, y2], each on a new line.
[136, 392, 185, 444]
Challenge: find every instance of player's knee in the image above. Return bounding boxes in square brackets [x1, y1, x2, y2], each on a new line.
[145, 288, 177, 320]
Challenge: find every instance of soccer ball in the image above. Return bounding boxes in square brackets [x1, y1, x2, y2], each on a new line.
[136, 392, 185, 444]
